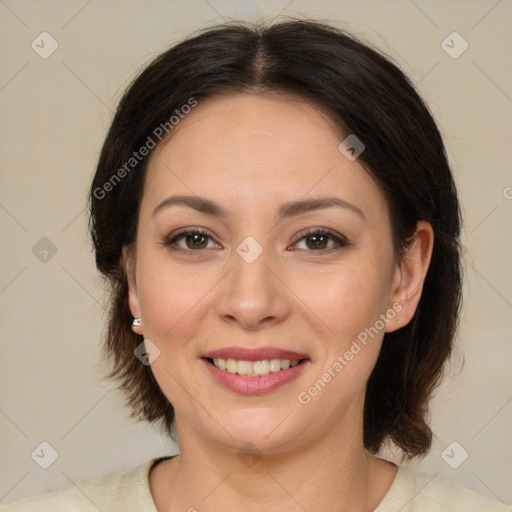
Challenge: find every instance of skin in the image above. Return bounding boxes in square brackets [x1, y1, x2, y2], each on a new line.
[124, 93, 434, 511]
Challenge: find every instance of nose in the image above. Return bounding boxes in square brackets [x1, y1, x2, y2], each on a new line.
[215, 241, 291, 331]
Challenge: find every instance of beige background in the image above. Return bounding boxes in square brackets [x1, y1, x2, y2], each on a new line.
[1, 0, 511, 507]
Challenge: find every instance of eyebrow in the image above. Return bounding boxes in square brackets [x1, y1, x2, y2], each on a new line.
[152, 194, 365, 220]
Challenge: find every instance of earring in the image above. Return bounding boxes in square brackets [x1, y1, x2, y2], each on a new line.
[132, 316, 142, 332]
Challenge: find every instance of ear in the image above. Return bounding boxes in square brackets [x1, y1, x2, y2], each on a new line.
[385, 221, 434, 333]
[122, 245, 143, 335]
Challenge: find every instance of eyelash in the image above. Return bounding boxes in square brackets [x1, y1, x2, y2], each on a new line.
[162, 227, 350, 256]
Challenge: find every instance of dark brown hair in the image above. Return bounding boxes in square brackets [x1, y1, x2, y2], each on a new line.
[89, 19, 462, 460]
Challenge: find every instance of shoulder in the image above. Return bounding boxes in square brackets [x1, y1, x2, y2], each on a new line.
[1, 458, 161, 512]
[376, 464, 510, 512]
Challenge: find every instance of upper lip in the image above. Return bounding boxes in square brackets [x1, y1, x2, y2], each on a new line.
[202, 346, 309, 362]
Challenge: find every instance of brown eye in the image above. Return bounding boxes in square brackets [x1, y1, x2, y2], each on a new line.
[184, 233, 209, 250]
[292, 228, 350, 252]
[164, 229, 219, 253]
[305, 234, 330, 250]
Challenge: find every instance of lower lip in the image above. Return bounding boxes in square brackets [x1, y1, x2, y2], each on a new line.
[202, 358, 309, 395]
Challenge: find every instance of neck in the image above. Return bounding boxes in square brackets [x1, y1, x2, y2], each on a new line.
[154, 418, 395, 511]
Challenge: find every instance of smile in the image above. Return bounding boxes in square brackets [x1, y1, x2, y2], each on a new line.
[209, 357, 302, 376]
[201, 347, 310, 394]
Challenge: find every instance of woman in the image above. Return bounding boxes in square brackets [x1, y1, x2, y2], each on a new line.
[4, 19, 508, 511]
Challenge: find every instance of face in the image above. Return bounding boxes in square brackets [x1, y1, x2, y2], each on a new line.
[126, 93, 419, 454]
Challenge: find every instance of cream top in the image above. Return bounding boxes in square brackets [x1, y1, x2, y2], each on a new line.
[2, 456, 509, 511]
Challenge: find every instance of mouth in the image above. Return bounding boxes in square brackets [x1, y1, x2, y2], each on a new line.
[203, 356, 308, 376]
[201, 347, 310, 394]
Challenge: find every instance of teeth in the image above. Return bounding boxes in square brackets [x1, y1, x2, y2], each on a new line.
[237, 360, 253, 375]
[253, 360, 269, 376]
[211, 358, 301, 376]
[269, 359, 281, 372]
[226, 358, 237, 373]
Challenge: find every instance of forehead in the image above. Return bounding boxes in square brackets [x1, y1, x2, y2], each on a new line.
[142, 93, 388, 223]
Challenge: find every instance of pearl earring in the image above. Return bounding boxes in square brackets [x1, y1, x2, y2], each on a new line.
[132, 316, 142, 332]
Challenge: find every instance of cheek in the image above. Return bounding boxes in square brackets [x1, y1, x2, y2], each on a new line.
[134, 258, 217, 408]
[293, 258, 393, 343]
[139, 274, 212, 339]
[291, 259, 394, 405]
[135, 250, 218, 352]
